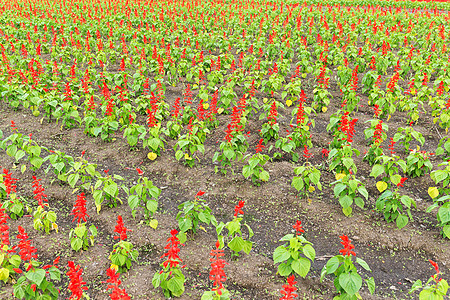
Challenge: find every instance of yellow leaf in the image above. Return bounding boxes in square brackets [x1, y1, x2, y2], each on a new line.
[147, 152, 157, 160]
[428, 187, 439, 199]
[185, 153, 192, 160]
[307, 198, 312, 204]
[416, 145, 420, 151]
[199, 226, 207, 232]
[308, 186, 315, 192]
[376, 181, 388, 193]
[387, 115, 391, 121]
[0, 267, 9, 281]
[149, 219, 158, 229]
[263, 98, 268, 103]
[286, 99, 292, 107]
[52, 223, 59, 233]
[335, 173, 346, 181]
[96, 204, 101, 214]
[217, 108, 224, 114]
[203, 103, 209, 110]
[110, 264, 118, 271]
[322, 106, 328, 113]
[304, 126, 310, 131]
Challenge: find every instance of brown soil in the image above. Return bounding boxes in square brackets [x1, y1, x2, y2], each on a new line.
[0, 80, 449, 300]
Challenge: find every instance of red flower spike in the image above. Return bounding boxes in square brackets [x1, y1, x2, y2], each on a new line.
[233, 201, 245, 217]
[13, 226, 38, 264]
[209, 240, 228, 295]
[293, 220, 304, 235]
[397, 177, 407, 188]
[32, 176, 48, 208]
[71, 193, 89, 224]
[114, 216, 130, 241]
[280, 275, 298, 300]
[255, 139, 265, 153]
[67, 261, 88, 300]
[196, 190, 205, 197]
[105, 268, 131, 300]
[136, 168, 144, 175]
[161, 229, 183, 269]
[339, 235, 356, 257]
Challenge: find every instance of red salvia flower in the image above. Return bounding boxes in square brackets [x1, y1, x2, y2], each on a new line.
[161, 229, 184, 269]
[171, 97, 181, 118]
[209, 240, 228, 295]
[0, 203, 10, 247]
[114, 216, 130, 241]
[321, 148, 330, 158]
[32, 176, 48, 208]
[303, 145, 312, 159]
[2, 168, 17, 195]
[255, 139, 265, 153]
[136, 168, 144, 176]
[67, 261, 88, 300]
[388, 138, 396, 155]
[350, 65, 359, 92]
[387, 72, 400, 93]
[437, 81, 444, 96]
[397, 177, 407, 188]
[105, 268, 131, 300]
[280, 275, 298, 300]
[233, 201, 245, 217]
[293, 220, 304, 236]
[268, 101, 278, 126]
[10, 120, 17, 132]
[71, 193, 89, 224]
[14, 226, 38, 267]
[339, 235, 356, 257]
[429, 260, 442, 282]
[373, 104, 381, 118]
[373, 120, 384, 145]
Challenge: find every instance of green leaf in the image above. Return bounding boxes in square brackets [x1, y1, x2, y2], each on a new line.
[104, 182, 118, 197]
[259, 170, 269, 181]
[356, 257, 371, 271]
[273, 246, 291, 263]
[242, 165, 252, 178]
[278, 262, 292, 277]
[152, 272, 161, 288]
[291, 257, 311, 278]
[396, 214, 409, 229]
[370, 164, 384, 178]
[302, 244, 316, 261]
[68, 173, 80, 188]
[325, 256, 340, 274]
[168, 277, 185, 297]
[242, 240, 252, 254]
[128, 195, 140, 210]
[339, 272, 362, 296]
[25, 269, 46, 286]
[333, 183, 347, 197]
[178, 218, 192, 232]
[228, 236, 244, 253]
[292, 177, 304, 191]
[366, 277, 376, 294]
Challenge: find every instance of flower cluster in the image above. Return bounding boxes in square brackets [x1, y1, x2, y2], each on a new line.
[339, 235, 356, 257]
[209, 240, 228, 295]
[161, 229, 184, 269]
[3, 168, 17, 195]
[233, 200, 245, 217]
[13, 226, 38, 270]
[114, 216, 130, 241]
[0, 203, 10, 247]
[373, 120, 384, 145]
[71, 193, 89, 224]
[32, 176, 48, 208]
[67, 261, 88, 300]
[280, 275, 298, 300]
[105, 268, 131, 300]
[255, 139, 265, 153]
[292, 220, 305, 236]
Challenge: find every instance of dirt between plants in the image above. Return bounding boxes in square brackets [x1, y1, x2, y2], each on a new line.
[0, 79, 449, 300]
